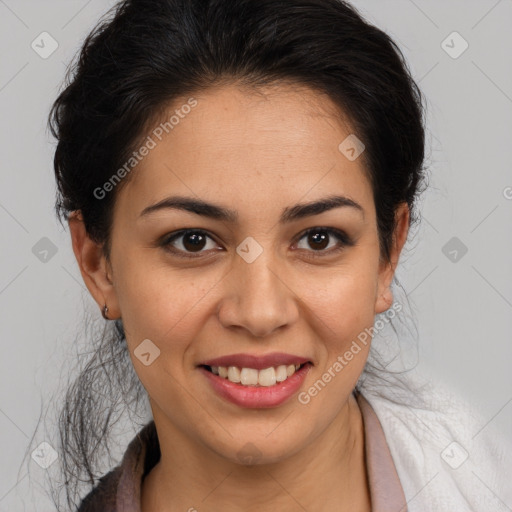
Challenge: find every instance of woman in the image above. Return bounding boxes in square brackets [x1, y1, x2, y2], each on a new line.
[44, 0, 511, 510]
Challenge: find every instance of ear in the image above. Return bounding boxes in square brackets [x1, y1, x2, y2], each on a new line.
[68, 210, 120, 319]
[374, 202, 409, 314]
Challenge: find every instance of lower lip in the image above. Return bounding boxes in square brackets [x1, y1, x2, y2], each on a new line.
[199, 364, 312, 408]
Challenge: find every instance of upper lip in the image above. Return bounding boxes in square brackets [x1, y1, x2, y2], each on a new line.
[199, 352, 312, 370]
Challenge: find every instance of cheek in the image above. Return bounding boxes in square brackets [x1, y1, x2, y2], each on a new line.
[115, 265, 217, 410]
[305, 267, 378, 339]
[300, 266, 377, 390]
[114, 248, 219, 339]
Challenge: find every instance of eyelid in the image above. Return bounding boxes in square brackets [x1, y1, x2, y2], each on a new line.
[293, 227, 354, 258]
[160, 226, 353, 259]
[160, 229, 221, 259]
[294, 226, 352, 246]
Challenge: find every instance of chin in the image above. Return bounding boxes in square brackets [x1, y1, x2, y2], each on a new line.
[211, 436, 304, 467]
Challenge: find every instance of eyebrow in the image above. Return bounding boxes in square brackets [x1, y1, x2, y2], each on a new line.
[139, 194, 364, 223]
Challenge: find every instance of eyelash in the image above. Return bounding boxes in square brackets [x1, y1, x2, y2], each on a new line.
[159, 227, 354, 260]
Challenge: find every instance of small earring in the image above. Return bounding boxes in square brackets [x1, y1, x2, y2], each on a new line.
[102, 303, 109, 320]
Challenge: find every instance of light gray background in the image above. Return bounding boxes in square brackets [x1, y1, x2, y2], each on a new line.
[1, 1, 511, 510]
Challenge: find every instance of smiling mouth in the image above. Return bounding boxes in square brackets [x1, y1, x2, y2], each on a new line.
[200, 362, 310, 387]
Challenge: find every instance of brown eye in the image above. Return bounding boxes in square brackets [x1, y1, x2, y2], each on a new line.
[160, 226, 354, 260]
[181, 232, 207, 252]
[295, 227, 353, 258]
[162, 229, 219, 258]
[305, 231, 330, 250]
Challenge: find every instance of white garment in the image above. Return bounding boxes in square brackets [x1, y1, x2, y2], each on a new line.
[359, 368, 512, 511]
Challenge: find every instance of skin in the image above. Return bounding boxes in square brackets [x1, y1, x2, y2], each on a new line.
[69, 82, 409, 512]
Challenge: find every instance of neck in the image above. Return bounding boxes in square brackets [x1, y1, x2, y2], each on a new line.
[141, 393, 370, 512]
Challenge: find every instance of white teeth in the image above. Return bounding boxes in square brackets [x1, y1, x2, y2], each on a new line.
[210, 363, 305, 386]
[227, 366, 241, 383]
[258, 367, 276, 387]
[240, 368, 259, 385]
[275, 365, 288, 382]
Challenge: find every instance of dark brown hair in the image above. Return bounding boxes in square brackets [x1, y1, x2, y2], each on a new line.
[43, 0, 428, 509]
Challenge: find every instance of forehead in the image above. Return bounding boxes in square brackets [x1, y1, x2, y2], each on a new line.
[115, 82, 374, 224]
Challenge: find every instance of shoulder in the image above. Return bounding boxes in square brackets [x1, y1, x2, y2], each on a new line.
[358, 372, 512, 511]
[76, 466, 122, 512]
[76, 420, 159, 512]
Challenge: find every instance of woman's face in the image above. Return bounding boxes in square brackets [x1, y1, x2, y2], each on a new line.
[74, 82, 407, 465]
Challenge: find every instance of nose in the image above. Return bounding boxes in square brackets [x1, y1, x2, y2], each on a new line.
[217, 251, 300, 338]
